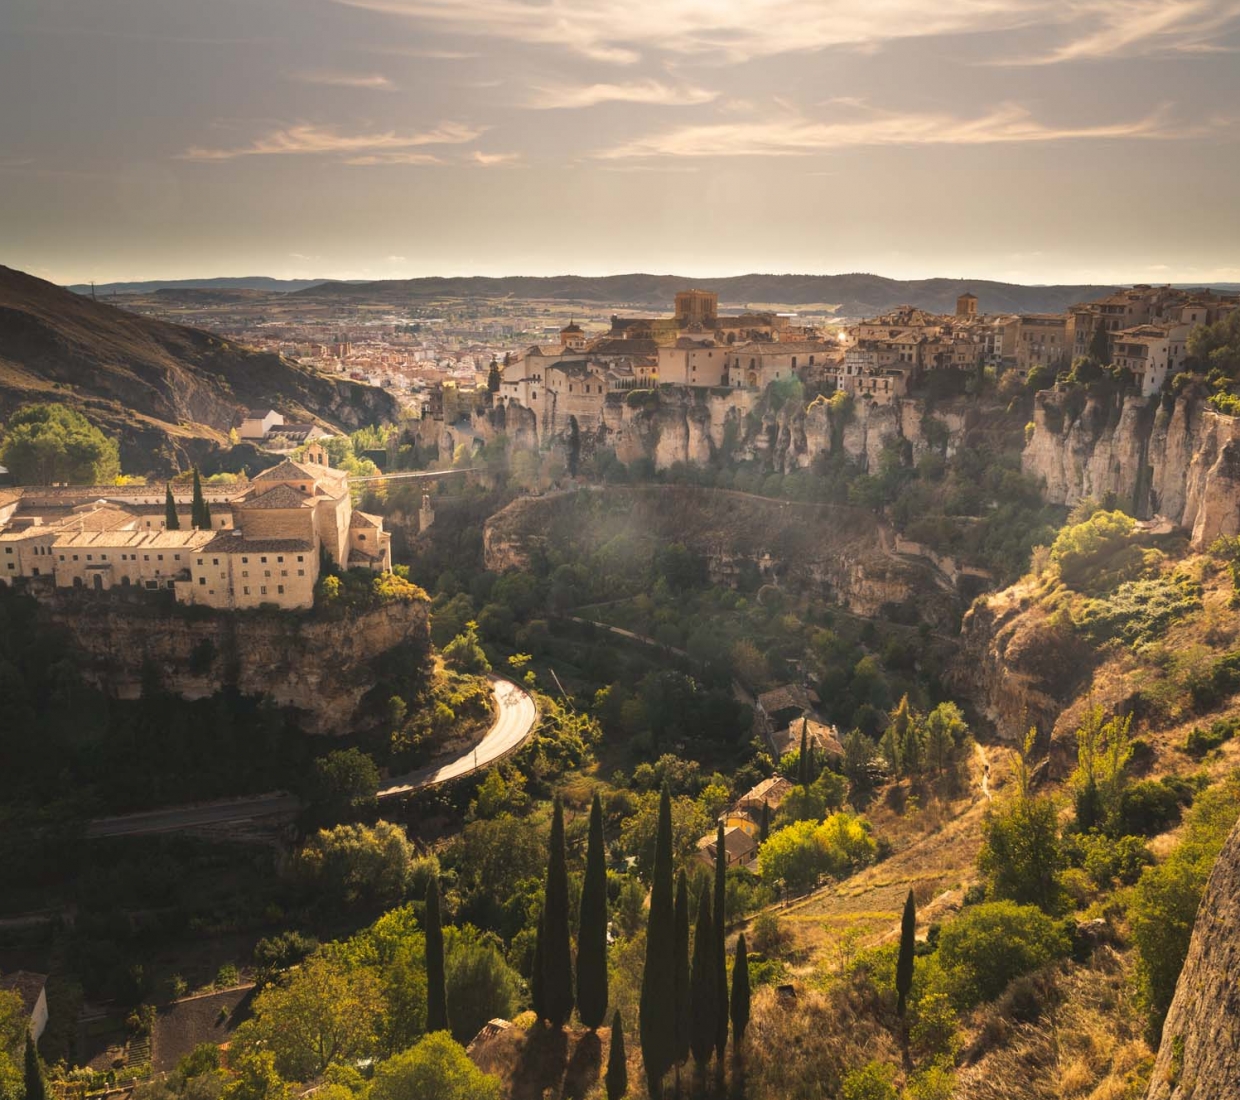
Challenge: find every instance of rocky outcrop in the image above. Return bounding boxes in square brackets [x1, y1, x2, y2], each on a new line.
[35, 587, 430, 735]
[1147, 818, 1240, 1100]
[1023, 390, 1240, 548]
[484, 485, 962, 628]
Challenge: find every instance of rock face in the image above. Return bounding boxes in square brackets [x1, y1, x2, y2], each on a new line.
[36, 587, 430, 735]
[484, 485, 962, 628]
[1147, 818, 1240, 1100]
[1023, 390, 1240, 548]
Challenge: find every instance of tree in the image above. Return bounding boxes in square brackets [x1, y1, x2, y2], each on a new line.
[1072, 706, 1132, 835]
[896, 890, 915, 1017]
[730, 934, 750, 1053]
[426, 876, 449, 1035]
[606, 1011, 628, 1100]
[798, 720, 811, 786]
[639, 786, 677, 1098]
[190, 469, 210, 529]
[0, 403, 120, 485]
[688, 886, 717, 1075]
[673, 871, 690, 1075]
[978, 793, 1063, 912]
[842, 730, 879, 788]
[486, 360, 501, 394]
[530, 910, 546, 1024]
[309, 748, 380, 822]
[713, 823, 729, 1064]
[541, 797, 574, 1029]
[164, 484, 180, 530]
[442, 622, 491, 674]
[295, 821, 414, 907]
[24, 1033, 47, 1100]
[368, 1032, 500, 1100]
[1089, 322, 1111, 366]
[576, 793, 609, 1030]
[246, 954, 383, 1079]
[924, 702, 965, 775]
[759, 800, 771, 843]
[444, 928, 520, 1046]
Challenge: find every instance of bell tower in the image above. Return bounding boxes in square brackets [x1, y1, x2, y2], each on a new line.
[304, 441, 329, 467]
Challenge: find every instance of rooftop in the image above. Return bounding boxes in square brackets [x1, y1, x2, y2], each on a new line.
[200, 533, 315, 554]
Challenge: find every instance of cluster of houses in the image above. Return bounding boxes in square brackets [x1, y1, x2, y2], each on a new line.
[485, 285, 1240, 441]
[0, 443, 391, 610]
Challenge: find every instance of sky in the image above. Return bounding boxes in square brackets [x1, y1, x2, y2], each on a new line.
[3, 0, 1240, 287]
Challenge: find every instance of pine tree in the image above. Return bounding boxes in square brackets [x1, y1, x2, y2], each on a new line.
[425, 875, 449, 1034]
[24, 1033, 47, 1100]
[577, 792, 609, 1030]
[542, 795, 575, 1028]
[190, 468, 207, 529]
[688, 885, 717, 1074]
[730, 934, 750, 1052]
[531, 908, 547, 1023]
[759, 800, 770, 843]
[487, 359, 502, 393]
[606, 1010, 629, 1100]
[896, 889, 916, 1017]
[673, 870, 691, 1073]
[798, 719, 810, 786]
[640, 785, 677, 1099]
[713, 823, 729, 1063]
[164, 484, 180, 530]
[1089, 322, 1111, 366]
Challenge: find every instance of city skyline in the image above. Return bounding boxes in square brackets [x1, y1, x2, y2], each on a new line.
[3, 0, 1240, 286]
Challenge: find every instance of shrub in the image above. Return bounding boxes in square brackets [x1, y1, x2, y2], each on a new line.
[369, 1032, 500, 1100]
[840, 1062, 898, 1100]
[936, 901, 1070, 1008]
[978, 795, 1064, 912]
[1079, 833, 1153, 887]
[1118, 777, 1195, 836]
[1049, 510, 1139, 592]
[1184, 715, 1239, 756]
[757, 813, 876, 891]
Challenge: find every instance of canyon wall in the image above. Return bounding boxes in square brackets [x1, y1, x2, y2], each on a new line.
[34, 585, 430, 735]
[484, 485, 962, 629]
[1023, 390, 1240, 548]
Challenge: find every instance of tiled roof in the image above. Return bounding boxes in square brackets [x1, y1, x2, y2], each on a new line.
[347, 547, 383, 564]
[201, 533, 315, 554]
[0, 971, 46, 1015]
[349, 510, 381, 529]
[239, 484, 313, 510]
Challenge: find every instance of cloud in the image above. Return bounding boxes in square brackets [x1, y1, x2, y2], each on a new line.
[471, 150, 522, 165]
[178, 122, 483, 161]
[343, 152, 446, 165]
[526, 79, 718, 109]
[290, 70, 397, 90]
[328, 0, 1240, 65]
[597, 102, 1217, 158]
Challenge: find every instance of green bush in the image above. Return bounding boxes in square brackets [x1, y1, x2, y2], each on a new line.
[936, 901, 1070, 1008]
[1074, 573, 1201, 648]
[1078, 833, 1153, 888]
[1184, 715, 1239, 756]
[1118, 777, 1196, 837]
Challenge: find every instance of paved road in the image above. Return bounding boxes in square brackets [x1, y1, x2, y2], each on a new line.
[378, 675, 537, 797]
[85, 676, 537, 837]
[86, 792, 301, 839]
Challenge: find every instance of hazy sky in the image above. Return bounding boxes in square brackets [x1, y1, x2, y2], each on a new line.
[3, 0, 1240, 286]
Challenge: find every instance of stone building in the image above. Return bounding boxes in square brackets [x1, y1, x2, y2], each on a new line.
[0, 443, 392, 610]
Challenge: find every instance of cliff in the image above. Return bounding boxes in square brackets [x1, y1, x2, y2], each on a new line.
[35, 587, 430, 735]
[484, 485, 962, 628]
[1023, 389, 1240, 548]
[1147, 818, 1240, 1100]
[0, 265, 401, 474]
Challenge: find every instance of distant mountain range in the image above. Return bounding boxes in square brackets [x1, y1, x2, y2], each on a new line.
[65, 277, 348, 295]
[293, 273, 1130, 316]
[1, 266, 399, 475]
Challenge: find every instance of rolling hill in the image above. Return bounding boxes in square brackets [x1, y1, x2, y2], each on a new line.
[294, 272, 1124, 315]
[0, 265, 400, 475]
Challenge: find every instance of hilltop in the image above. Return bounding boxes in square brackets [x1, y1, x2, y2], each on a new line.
[295, 272, 1122, 315]
[0, 265, 400, 473]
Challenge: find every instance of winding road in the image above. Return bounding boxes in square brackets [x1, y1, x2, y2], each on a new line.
[85, 676, 538, 838]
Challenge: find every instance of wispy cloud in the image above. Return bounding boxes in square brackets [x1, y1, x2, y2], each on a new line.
[527, 79, 718, 109]
[289, 70, 397, 90]
[329, 0, 1240, 65]
[178, 122, 483, 161]
[343, 152, 445, 165]
[598, 102, 1220, 158]
[471, 150, 522, 165]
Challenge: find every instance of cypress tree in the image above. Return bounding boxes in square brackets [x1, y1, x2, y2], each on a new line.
[531, 909, 547, 1023]
[425, 875, 448, 1034]
[759, 800, 770, 844]
[190, 469, 206, 529]
[730, 934, 750, 1051]
[24, 1034, 47, 1100]
[164, 484, 180, 530]
[688, 885, 716, 1074]
[798, 719, 810, 786]
[542, 795, 574, 1029]
[713, 823, 729, 1063]
[896, 889, 916, 1017]
[606, 1010, 629, 1100]
[577, 792, 609, 1030]
[640, 785, 676, 1099]
[673, 870, 691, 1072]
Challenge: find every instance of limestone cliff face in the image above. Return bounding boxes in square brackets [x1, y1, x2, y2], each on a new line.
[1147, 818, 1240, 1100]
[1023, 391, 1240, 548]
[483, 486, 961, 628]
[38, 590, 430, 735]
[950, 580, 1096, 744]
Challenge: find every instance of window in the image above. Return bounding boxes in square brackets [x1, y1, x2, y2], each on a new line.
[73, 555, 79, 562]
[261, 556, 268, 564]
[174, 554, 180, 561]
[242, 557, 249, 564]
[277, 555, 284, 563]
[281, 570, 288, 577]
[212, 558, 219, 566]
[260, 586, 267, 595]
[243, 586, 250, 595]
[3, 548, 10, 555]
[359, 534, 366, 541]
[277, 585, 285, 594]
[297, 555, 304, 563]
[197, 558, 204, 565]
[298, 569, 305, 577]
[86, 555, 92, 561]
[198, 577, 206, 586]
[59, 555, 65, 562]
[158, 555, 164, 562]
[241, 570, 249, 577]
